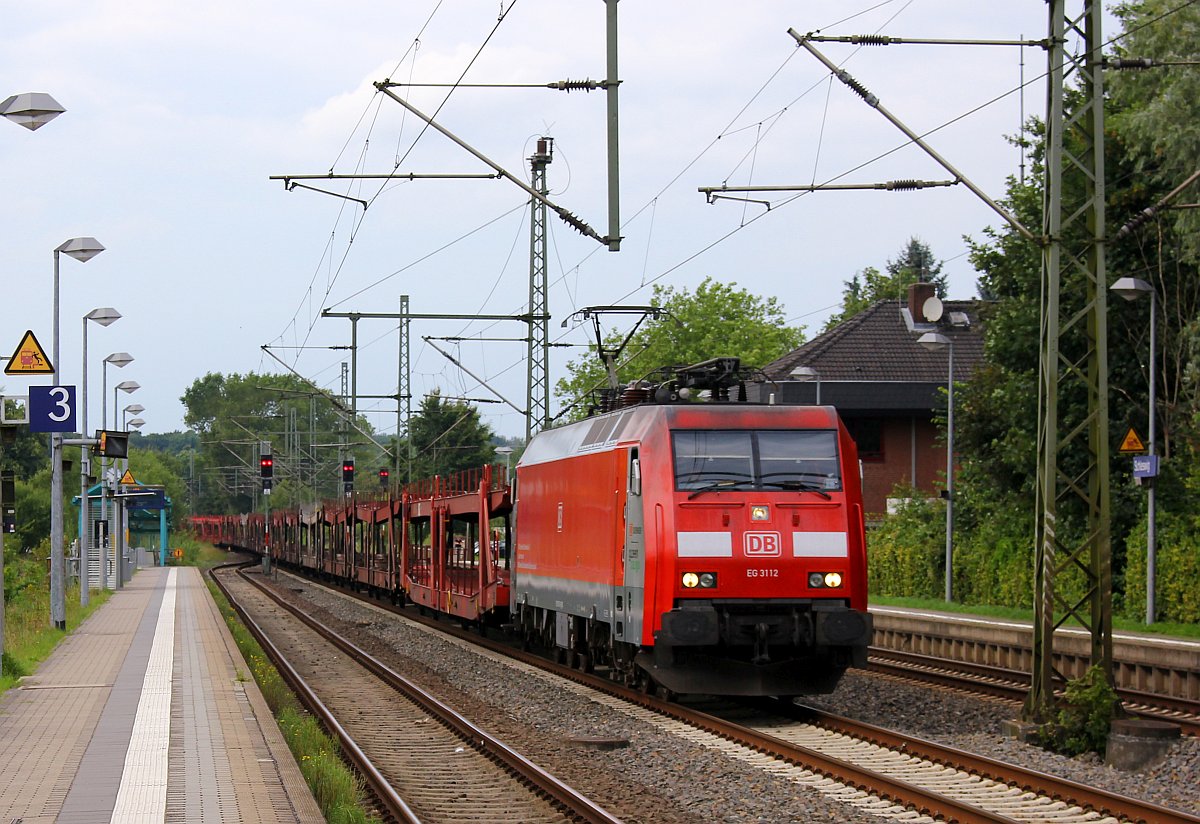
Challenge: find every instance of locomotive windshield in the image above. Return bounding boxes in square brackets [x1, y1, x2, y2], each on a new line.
[672, 429, 841, 492]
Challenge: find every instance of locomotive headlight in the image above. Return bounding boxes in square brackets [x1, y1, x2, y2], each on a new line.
[699, 572, 717, 588]
[808, 572, 824, 588]
[750, 505, 769, 521]
[682, 572, 700, 588]
[823, 572, 843, 588]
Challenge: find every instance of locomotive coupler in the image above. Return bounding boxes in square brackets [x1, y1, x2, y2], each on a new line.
[752, 622, 772, 664]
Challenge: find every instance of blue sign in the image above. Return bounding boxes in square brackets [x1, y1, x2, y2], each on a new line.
[1133, 455, 1159, 478]
[28, 385, 76, 433]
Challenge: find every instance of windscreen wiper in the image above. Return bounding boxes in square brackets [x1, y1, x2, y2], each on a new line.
[761, 480, 832, 499]
[686, 479, 750, 500]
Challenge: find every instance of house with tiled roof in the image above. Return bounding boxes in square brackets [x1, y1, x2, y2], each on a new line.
[756, 282, 987, 517]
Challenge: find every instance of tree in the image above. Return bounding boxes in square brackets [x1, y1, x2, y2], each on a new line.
[180, 371, 383, 512]
[1108, 0, 1200, 265]
[407, 391, 496, 480]
[555, 277, 803, 417]
[826, 237, 947, 329]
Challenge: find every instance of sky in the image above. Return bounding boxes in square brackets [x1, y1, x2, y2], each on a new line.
[0, 1, 1116, 442]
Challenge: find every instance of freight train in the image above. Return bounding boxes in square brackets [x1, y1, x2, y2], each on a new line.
[195, 358, 872, 696]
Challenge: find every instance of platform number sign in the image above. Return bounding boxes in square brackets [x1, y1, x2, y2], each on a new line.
[28, 385, 76, 433]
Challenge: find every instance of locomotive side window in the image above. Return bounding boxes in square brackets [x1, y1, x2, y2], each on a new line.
[672, 430, 841, 491]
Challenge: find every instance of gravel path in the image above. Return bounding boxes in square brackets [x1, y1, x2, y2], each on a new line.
[254, 569, 1200, 822]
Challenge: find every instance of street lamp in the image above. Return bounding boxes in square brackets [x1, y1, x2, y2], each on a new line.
[918, 331, 954, 603]
[126, 417, 145, 430]
[495, 446, 514, 483]
[1, 92, 65, 131]
[123, 403, 145, 428]
[53, 239, 106, 377]
[48, 238, 105, 628]
[3, 94, 71, 649]
[79, 308, 120, 606]
[112, 379, 139, 429]
[102, 355, 134, 429]
[789, 366, 821, 405]
[1111, 276, 1158, 624]
[101, 363, 134, 591]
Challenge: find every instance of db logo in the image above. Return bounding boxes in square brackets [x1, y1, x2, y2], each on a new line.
[744, 532, 782, 557]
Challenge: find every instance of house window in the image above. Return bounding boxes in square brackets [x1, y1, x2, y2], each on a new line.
[846, 418, 884, 462]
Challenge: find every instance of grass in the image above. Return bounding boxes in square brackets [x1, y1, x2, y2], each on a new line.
[200, 543, 379, 824]
[2, 581, 112, 694]
[871, 594, 1200, 639]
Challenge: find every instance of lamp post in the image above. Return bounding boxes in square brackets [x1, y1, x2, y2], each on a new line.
[3, 95, 71, 647]
[918, 331, 954, 603]
[1, 92, 65, 131]
[112, 387, 141, 581]
[1111, 276, 1158, 624]
[789, 366, 821, 404]
[47, 238, 105, 628]
[101, 362, 134, 591]
[79, 309, 121, 606]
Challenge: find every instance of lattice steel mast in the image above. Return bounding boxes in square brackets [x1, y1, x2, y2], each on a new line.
[1025, 0, 1112, 722]
[527, 139, 552, 442]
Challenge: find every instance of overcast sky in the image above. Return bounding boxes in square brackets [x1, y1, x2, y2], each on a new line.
[1, 1, 1114, 441]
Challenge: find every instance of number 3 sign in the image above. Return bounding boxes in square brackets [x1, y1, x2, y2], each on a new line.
[29, 386, 77, 433]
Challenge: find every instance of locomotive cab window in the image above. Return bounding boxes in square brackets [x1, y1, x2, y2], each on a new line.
[673, 430, 841, 492]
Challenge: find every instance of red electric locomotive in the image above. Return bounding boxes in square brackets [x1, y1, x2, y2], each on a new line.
[512, 358, 871, 696]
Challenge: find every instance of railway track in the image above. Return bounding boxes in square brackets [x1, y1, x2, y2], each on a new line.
[238, 562, 1200, 824]
[869, 647, 1200, 737]
[210, 563, 622, 824]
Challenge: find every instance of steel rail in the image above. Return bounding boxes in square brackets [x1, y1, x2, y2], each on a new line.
[231, 564, 623, 824]
[209, 563, 419, 824]
[781, 700, 1200, 824]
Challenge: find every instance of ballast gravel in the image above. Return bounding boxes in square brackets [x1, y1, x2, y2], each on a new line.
[255, 570, 1200, 822]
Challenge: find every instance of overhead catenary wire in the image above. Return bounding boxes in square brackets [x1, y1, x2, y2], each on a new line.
[276, 2, 1200, 438]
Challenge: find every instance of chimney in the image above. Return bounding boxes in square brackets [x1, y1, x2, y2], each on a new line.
[908, 281, 936, 321]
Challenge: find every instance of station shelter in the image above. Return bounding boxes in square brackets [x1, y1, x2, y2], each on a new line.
[73, 476, 172, 585]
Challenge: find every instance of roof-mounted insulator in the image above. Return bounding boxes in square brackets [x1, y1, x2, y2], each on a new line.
[849, 34, 893, 46]
[835, 69, 879, 107]
[549, 79, 601, 92]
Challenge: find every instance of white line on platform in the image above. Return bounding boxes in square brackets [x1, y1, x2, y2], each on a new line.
[110, 567, 177, 823]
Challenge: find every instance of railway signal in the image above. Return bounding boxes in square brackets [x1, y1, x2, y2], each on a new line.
[260, 445, 273, 495]
[342, 459, 355, 494]
[378, 468, 389, 486]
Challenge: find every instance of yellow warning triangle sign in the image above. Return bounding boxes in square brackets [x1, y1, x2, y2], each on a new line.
[1119, 427, 1146, 453]
[119, 469, 136, 485]
[4, 330, 54, 375]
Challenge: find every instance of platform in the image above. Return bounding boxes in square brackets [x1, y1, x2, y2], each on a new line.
[0, 566, 324, 824]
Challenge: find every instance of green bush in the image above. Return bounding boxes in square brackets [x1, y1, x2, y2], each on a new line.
[951, 491, 1034, 608]
[1037, 665, 1119, 756]
[866, 491, 945, 599]
[1120, 507, 1200, 624]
